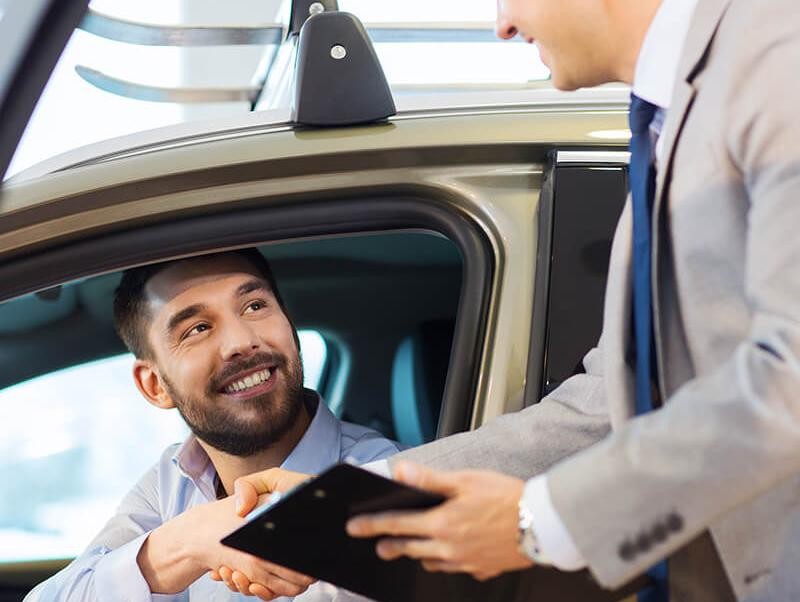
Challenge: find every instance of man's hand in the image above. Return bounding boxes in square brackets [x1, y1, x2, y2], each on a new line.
[233, 467, 313, 517]
[345, 461, 534, 581]
[138, 496, 314, 599]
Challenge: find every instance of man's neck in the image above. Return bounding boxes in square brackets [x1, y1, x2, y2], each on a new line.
[609, 0, 664, 84]
[199, 402, 312, 497]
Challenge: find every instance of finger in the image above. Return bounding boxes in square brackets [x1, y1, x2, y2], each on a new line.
[375, 537, 449, 562]
[234, 469, 312, 515]
[258, 576, 307, 598]
[219, 566, 238, 593]
[421, 559, 465, 574]
[393, 461, 460, 496]
[347, 508, 438, 539]
[231, 570, 252, 595]
[234, 480, 260, 516]
[254, 560, 315, 587]
[250, 583, 278, 601]
[209, 569, 221, 581]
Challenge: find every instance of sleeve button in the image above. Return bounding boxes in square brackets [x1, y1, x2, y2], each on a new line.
[619, 540, 636, 561]
[666, 513, 684, 533]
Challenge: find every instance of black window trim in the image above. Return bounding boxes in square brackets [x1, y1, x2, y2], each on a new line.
[525, 149, 630, 407]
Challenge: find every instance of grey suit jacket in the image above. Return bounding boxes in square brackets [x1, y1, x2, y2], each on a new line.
[393, 1, 800, 600]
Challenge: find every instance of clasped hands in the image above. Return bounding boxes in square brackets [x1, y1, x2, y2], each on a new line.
[210, 461, 533, 588]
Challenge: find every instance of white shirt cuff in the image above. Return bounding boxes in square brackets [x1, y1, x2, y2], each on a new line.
[361, 459, 392, 478]
[92, 532, 158, 601]
[522, 475, 587, 571]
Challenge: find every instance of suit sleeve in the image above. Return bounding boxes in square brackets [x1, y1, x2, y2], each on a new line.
[31, 463, 183, 602]
[389, 343, 612, 480]
[545, 11, 800, 589]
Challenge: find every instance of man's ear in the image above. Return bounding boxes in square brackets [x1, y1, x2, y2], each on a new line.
[133, 359, 176, 409]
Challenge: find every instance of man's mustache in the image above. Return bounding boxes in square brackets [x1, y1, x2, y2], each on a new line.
[207, 351, 286, 394]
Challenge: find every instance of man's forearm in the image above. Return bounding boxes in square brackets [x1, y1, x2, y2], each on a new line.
[137, 513, 204, 594]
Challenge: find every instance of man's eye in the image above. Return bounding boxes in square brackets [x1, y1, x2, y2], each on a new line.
[244, 301, 266, 314]
[184, 323, 209, 339]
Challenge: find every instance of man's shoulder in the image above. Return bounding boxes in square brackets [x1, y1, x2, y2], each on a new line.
[338, 420, 404, 463]
[721, 0, 800, 54]
[131, 440, 196, 504]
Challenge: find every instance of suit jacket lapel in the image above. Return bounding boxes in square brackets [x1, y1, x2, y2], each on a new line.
[654, 0, 734, 211]
[651, 0, 733, 386]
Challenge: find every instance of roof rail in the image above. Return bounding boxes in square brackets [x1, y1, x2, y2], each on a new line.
[74, 1, 520, 108]
[292, 11, 395, 126]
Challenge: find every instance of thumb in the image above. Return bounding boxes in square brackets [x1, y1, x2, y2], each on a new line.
[234, 469, 313, 516]
[233, 479, 259, 517]
[392, 461, 459, 497]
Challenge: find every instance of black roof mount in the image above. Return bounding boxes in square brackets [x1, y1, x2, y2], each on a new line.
[289, 0, 339, 38]
[292, 11, 396, 127]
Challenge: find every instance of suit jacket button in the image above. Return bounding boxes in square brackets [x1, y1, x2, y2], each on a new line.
[651, 523, 668, 543]
[619, 540, 636, 561]
[666, 513, 684, 533]
[636, 533, 652, 553]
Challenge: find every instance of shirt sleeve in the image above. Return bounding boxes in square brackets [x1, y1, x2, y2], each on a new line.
[31, 464, 182, 602]
[521, 475, 586, 571]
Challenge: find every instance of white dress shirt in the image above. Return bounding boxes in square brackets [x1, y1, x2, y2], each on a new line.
[33, 391, 401, 601]
[521, 0, 699, 571]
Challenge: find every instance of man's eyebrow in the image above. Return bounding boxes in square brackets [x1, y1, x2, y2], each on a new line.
[235, 279, 271, 298]
[165, 303, 206, 336]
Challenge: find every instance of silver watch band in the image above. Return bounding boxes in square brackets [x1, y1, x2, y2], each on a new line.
[518, 497, 549, 564]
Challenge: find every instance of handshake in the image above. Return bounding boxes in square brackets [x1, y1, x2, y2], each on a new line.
[139, 462, 531, 600]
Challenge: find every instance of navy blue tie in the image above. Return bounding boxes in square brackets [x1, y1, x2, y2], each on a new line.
[629, 94, 668, 602]
[629, 93, 658, 416]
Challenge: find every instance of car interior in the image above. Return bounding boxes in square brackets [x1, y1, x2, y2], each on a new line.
[0, 229, 464, 600]
[0, 230, 463, 437]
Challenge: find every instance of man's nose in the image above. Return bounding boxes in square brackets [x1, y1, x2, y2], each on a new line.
[220, 319, 261, 360]
[495, 0, 518, 39]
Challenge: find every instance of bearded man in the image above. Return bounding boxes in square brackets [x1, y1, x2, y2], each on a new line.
[29, 249, 400, 601]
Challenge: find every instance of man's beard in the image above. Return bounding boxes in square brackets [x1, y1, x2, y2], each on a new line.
[163, 350, 306, 457]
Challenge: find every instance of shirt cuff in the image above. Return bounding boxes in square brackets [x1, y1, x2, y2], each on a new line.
[92, 532, 158, 601]
[361, 459, 392, 478]
[522, 475, 587, 571]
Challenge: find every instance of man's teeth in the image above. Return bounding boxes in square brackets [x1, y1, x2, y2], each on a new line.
[225, 369, 272, 393]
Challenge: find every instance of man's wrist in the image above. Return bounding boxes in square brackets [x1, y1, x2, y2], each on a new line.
[138, 515, 204, 593]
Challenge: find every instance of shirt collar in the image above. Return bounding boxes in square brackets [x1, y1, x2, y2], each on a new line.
[633, 0, 700, 109]
[171, 389, 342, 495]
[172, 434, 217, 499]
[281, 389, 342, 475]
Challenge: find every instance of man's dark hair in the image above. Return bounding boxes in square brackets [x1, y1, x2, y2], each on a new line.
[113, 249, 286, 359]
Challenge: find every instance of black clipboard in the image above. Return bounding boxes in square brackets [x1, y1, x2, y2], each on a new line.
[221, 463, 446, 601]
[221, 463, 649, 602]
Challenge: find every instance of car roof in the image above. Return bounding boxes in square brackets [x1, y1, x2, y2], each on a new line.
[7, 86, 630, 183]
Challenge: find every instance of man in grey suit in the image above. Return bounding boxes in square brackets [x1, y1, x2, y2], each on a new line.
[235, 0, 800, 599]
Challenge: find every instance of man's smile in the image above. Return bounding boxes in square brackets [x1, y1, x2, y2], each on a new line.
[219, 365, 278, 398]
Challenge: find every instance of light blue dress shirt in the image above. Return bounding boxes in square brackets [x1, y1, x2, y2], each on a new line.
[32, 391, 401, 601]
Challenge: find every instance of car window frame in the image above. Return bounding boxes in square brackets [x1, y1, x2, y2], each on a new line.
[0, 193, 493, 437]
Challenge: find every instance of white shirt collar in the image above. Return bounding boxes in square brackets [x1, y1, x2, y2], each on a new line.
[633, 0, 700, 109]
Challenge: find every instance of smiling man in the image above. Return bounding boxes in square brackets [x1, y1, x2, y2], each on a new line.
[29, 249, 400, 601]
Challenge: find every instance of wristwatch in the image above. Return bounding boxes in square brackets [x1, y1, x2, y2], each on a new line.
[517, 497, 549, 564]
